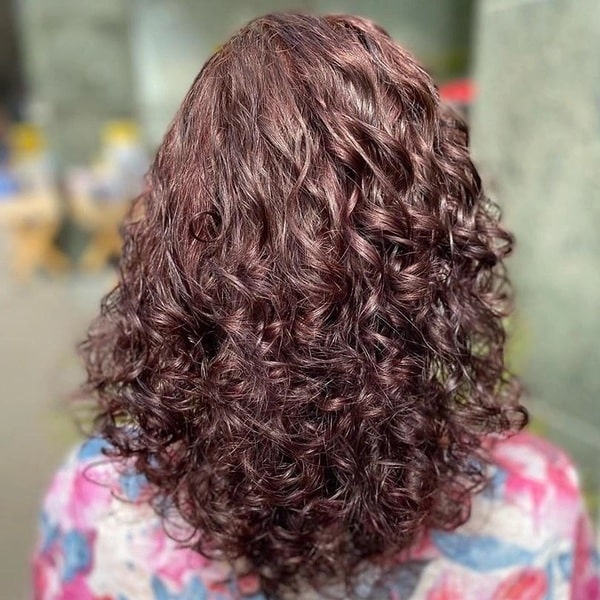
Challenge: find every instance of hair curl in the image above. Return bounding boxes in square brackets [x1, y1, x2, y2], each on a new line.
[81, 12, 526, 598]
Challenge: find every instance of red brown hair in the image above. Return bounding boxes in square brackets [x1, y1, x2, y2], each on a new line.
[81, 13, 526, 597]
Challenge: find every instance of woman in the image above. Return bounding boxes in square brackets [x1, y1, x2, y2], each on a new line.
[33, 13, 598, 599]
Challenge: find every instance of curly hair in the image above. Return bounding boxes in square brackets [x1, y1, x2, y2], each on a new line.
[81, 12, 526, 598]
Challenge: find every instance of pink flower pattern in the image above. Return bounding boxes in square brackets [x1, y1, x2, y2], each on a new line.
[32, 433, 599, 599]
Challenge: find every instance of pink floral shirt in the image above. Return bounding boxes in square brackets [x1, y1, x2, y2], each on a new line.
[33, 432, 599, 599]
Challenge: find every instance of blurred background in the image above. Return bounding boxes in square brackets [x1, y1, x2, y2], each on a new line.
[0, 0, 598, 597]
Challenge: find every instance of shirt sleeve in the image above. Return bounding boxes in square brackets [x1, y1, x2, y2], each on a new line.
[569, 506, 599, 600]
[490, 434, 600, 600]
[32, 439, 116, 600]
[31, 439, 222, 600]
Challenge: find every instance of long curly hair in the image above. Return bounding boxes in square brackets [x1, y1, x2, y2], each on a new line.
[81, 12, 526, 598]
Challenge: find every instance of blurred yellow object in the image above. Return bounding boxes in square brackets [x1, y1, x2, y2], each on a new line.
[9, 123, 46, 157]
[64, 119, 144, 271]
[101, 120, 140, 146]
[0, 123, 67, 279]
[0, 191, 69, 280]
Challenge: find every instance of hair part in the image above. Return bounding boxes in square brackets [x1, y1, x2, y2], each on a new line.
[81, 12, 526, 598]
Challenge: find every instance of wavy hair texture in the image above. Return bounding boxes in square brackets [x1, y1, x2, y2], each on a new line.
[81, 12, 526, 598]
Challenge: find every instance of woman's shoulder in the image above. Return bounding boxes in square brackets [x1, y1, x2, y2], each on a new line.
[38, 438, 123, 535]
[465, 430, 589, 553]
[488, 430, 584, 522]
[492, 429, 578, 472]
[34, 438, 240, 599]
[39, 437, 148, 527]
[390, 432, 598, 599]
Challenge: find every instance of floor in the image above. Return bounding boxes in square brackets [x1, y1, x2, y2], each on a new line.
[0, 237, 112, 599]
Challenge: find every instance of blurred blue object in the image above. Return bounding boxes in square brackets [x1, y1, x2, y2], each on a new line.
[0, 168, 19, 200]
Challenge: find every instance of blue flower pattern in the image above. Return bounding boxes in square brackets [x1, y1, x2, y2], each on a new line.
[61, 529, 92, 582]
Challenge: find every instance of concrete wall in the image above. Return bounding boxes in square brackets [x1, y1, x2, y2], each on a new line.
[471, 0, 600, 489]
[16, 0, 474, 156]
[313, 0, 474, 75]
[132, 0, 474, 147]
[17, 0, 135, 164]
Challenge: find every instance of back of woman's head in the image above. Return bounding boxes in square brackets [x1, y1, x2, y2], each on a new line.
[82, 12, 526, 598]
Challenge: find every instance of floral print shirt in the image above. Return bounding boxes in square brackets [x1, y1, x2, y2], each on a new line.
[33, 432, 599, 599]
